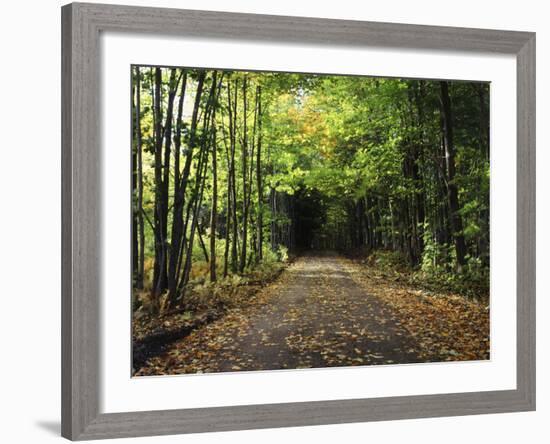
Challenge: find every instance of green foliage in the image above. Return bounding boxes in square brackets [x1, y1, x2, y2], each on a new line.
[370, 250, 410, 272]
[132, 66, 490, 305]
[421, 226, 450, 273]
[368, 249, 488, 300]
[276, 244, 289, 262]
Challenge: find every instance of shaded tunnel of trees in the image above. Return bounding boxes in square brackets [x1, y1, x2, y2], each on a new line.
[132, 66, 490, 311]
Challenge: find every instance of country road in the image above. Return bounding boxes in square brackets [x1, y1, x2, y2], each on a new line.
[137, 254, 447, 375]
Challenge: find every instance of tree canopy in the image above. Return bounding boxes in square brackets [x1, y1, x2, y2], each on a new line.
[132, 66, 490, 313]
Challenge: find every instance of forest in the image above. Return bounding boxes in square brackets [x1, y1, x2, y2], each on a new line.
[131, 66, 490, 375]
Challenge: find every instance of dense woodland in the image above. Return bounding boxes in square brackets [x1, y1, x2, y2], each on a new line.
[132, 66, 490, 315]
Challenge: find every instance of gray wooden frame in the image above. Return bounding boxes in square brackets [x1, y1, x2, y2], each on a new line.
[61, 2, 536, 440]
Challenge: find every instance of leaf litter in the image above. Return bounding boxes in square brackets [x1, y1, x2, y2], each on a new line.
[135, 254, 489, 376]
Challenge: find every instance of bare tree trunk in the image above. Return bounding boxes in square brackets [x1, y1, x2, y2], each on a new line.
[134, 67, 145, 289]
[198, 224, 209, 263]
[159, 68, 179, 288]
[132, 76, 139, 287]
[439, 81, 466, 270]
[221, 114, 232, 278]
[152, 68, 180, 299]
[181, 144, 210, 291]
[152, 67, 165, 302]
[239, 76, 249, 273]
[209, 112, 218, 281]
[223, 164, 231, 277]
[227, 80, 239, 273]
[180, 72, 219, 293]
[167, 72, 203, 304]
[255, 86, 263, 263]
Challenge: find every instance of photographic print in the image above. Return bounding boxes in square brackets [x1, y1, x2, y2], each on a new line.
[131, 66, 490, 376]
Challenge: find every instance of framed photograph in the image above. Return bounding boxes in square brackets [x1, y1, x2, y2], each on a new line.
[61, 2, 535, 440]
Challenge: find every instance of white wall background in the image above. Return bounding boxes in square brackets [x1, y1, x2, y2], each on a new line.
[0, 0, 546, 442]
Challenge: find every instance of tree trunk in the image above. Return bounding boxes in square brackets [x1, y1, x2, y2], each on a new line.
[240, 76, 249, 273]
[223, 142, 232, 277]
[152, 67, 166, 301]
[209, 117, 218, 282]
[180, 72, 219, 293]
[133, 67, 145, 289]
[256, 86, 263, 262]
[167, 72, 203, 305]
[439, 81, 467, 270]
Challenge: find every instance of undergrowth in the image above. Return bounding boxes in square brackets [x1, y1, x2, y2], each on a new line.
[362, 249, 489, 301]
[133, 245, 291, 338]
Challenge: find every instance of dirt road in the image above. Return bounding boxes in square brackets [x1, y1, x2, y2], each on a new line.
[137, 254, 431, 375]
